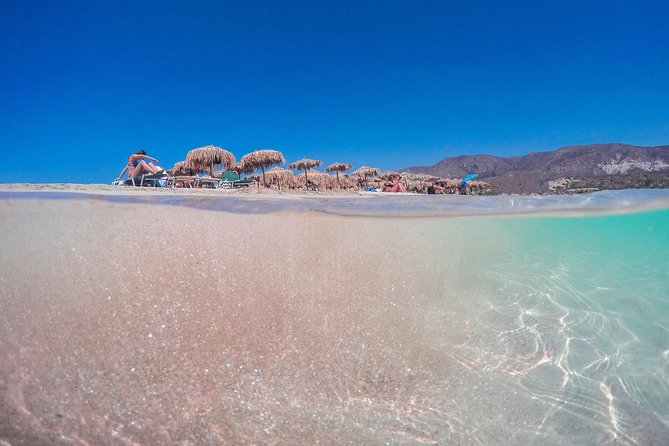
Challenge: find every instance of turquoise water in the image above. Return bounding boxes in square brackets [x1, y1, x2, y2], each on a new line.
[439, 209, 669, 444]
[0, 189, 668, 444]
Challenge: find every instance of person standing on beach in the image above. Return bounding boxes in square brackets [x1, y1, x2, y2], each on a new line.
[116, 150, 163, 181]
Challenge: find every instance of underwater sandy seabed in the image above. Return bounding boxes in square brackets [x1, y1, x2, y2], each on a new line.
[0, 190, 668, 445]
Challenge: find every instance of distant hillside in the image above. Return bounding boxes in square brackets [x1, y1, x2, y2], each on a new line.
[402, 143, 669, 194]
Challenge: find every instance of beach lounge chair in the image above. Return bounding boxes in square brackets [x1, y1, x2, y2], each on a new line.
[123, 172, 169, 187]
[234, 178, 255, 188]
[169, 175, 197, 188]
[219, 178, 234, 189]
[218, 171, 255, 189]
[193, 176, 221, 189]
[306, 181, 318, 192]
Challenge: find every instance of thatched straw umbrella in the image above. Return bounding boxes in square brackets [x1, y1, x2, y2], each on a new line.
[403, 172, 439, 182]
[229, 161, 253, 176]
[264, 167, 296, 190]
[379, 171, 401, 181]
[405, 178, 423, 193]
[229, 162, 241, 174]
[445, 178, 460, 190]
[185, 145, 235, 176]
[240, 150, 286, 187]
[169, 160, 195, 176]
[401, 172, 444, 192]
[379, 171, 404, 189]
[324, 173, 338, 190]
[338, 175, 356, 190]
[467, 179, 491, 195]
[288, 158, 322, 186]
[303, 170, 336, 191]
[245, 173, 261, 183]
[325, 162, 352, 188]
[351, 166, 380, 188]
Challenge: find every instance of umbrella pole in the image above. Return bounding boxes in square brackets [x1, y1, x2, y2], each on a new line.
[262, 167, 267, 187]
[336, 171, 340, 189]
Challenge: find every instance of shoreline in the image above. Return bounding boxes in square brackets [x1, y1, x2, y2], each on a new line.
[1, 183, 669, 218]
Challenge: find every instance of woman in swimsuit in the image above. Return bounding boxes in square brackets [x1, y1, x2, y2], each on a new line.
[382, 175, 407, 193]
[116, 150, 163, 181]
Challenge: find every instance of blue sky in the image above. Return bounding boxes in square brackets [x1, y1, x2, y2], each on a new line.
[1, 0, 668, 183]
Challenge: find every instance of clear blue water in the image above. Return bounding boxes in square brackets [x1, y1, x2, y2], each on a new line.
[437, 208, 669, 444]
[0, 189, 668, 444]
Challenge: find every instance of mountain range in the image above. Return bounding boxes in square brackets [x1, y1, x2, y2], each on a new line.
[402, 143, 669, 194]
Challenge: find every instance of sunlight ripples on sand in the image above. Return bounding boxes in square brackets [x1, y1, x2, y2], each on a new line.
[467, 215, 669, 445]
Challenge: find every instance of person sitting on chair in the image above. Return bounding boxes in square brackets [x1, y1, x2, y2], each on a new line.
[427, 181, 445, 194]
[383, 176, 407, 193]
[116, 150, 163, 182]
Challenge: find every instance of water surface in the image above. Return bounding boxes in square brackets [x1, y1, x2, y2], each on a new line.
[0, 189, 667, 444]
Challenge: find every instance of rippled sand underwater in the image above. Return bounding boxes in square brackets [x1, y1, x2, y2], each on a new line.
[449, 209, 669, 445]
[0, 190, 668, 444]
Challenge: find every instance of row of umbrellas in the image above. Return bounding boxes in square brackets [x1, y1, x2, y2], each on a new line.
[169, 145, 382, 189]
[169, 145, 490, 192]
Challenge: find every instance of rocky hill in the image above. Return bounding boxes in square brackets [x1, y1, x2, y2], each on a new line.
[402, 143, 669, 194]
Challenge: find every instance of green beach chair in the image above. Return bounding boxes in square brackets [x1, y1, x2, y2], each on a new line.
[218, 171, 255, 189]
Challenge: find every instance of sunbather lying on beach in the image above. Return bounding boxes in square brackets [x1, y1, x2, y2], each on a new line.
[115, 150, 163, 181]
